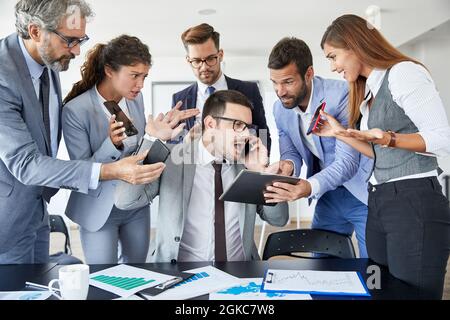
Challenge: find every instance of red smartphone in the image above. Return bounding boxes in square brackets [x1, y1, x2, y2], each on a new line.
[306, 102, 326, 135]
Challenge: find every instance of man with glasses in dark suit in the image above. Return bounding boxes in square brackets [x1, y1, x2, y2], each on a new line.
[171, 23, 271, 153]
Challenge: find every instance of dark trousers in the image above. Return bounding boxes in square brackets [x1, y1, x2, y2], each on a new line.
[367, 177, 450, 299]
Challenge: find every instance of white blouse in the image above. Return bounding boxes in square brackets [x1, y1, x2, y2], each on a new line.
[360, 61, 450, 184]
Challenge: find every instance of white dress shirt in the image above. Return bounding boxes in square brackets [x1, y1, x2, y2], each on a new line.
[289, 81, 323, 198]
[18, 36, 100, 189]
[360, 61, 450, 184]
[196, 73, 228, 111]
[178, 138, 246, 262]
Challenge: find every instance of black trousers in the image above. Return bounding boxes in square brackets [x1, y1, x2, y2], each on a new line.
[367, 177, 450, 299]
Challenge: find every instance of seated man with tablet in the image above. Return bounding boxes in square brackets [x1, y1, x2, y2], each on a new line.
[115, 90, 289, 263]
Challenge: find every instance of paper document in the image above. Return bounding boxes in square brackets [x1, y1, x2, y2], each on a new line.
[0, 291, 52, 300]
[89, 264, 175, 298]
[210, 278, 311, 300]
[261, 270, 370, 297]
[144, 266, 242, 300]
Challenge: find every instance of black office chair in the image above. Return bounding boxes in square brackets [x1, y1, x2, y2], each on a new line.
[49, 215, 83, 265]
[262, 229, 356, 260]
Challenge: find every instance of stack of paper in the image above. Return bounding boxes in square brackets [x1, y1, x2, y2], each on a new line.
[210, 278, 311, 300]
[261, 270, 370, 297]
[0, 291, 52, 300]
[89, 264, 175, 298]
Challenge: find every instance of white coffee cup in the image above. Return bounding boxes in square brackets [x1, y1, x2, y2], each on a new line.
[48, 264, 90, 300]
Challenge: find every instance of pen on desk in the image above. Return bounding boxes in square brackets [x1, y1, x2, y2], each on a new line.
[25, 281, 60, 292]
[156, 277, 183, 290]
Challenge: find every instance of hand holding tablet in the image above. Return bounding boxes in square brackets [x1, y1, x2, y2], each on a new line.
[264, 179, 312, 204]
[219, 170, 300, 206]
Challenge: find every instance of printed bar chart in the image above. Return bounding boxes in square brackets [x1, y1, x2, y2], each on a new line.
[175, 272, 210, 287]
[91, 275, 155, 290]
[89, 265, 175, 298]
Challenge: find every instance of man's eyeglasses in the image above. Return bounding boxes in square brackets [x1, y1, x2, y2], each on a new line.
[188, 54, 220, 69]
[50, 30, 90, 48]
[213, 116, 258, 133]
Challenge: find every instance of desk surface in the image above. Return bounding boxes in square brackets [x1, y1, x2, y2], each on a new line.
[0, 259, 419, 300]
[0, 263, 56, 292]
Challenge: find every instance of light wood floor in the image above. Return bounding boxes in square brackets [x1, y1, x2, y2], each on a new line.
[50, 220, 450, 300]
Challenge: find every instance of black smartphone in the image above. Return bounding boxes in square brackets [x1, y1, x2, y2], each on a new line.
[104, 101, 139, 137]
[306, 101, 326, 135]
[143, 139, 171, 165]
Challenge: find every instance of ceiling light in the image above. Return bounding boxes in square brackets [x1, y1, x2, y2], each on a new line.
[198, 8, 216, 15]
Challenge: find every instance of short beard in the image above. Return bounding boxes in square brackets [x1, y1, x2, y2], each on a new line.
[38, 36, 74, 72]
[280, 80, 308, 109]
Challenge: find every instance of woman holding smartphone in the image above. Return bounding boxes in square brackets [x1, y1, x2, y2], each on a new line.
[62, 35, 160, 264]
[314, 14, 450, 299]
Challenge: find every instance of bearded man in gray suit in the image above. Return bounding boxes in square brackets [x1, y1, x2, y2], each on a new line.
[0, 0, 164, 264]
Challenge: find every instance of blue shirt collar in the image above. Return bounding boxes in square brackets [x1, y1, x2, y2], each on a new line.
[18, 36, 46, 80]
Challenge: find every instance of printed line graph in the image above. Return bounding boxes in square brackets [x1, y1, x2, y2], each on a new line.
[263, 270, 369, 296]
[271, 271, 355, 289]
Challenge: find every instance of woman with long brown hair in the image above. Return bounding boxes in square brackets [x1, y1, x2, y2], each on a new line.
[315, 14, 450, 299]
[62, 35, 157, 264]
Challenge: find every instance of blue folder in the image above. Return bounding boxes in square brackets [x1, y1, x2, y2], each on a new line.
[260, 270, 371, 297]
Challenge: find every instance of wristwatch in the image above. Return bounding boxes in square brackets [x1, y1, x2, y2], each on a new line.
[382, 130, 396, 148]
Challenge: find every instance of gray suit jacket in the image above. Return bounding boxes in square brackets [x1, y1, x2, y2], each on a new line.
[0, 34, 92, 253]
[62, 87, 147, 232]
[115, 139, 289, 263]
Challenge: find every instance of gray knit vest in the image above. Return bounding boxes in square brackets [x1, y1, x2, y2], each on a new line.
[367, 69, 438, 184]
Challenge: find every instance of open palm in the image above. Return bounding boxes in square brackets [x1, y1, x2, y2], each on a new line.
[145, 102, 200, 141]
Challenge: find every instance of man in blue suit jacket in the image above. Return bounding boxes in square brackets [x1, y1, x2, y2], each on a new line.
[171, 23, 271, 152]
[264, 38, 373, 257]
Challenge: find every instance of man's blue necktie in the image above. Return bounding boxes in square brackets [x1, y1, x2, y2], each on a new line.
[207, 86, 216, 96]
